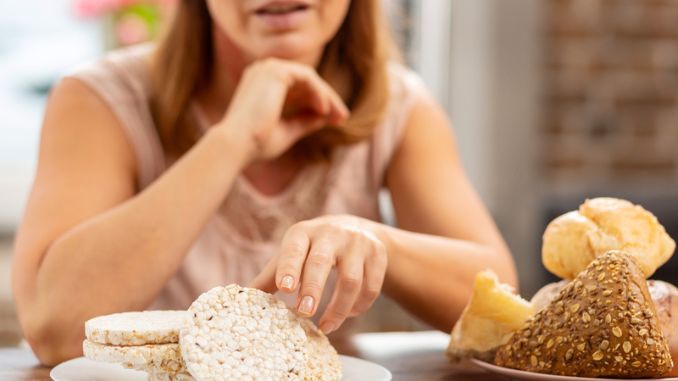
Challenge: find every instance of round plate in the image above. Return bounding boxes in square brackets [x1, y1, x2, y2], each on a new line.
[471, 359, 678, 381]
[51, 355, 391, 381]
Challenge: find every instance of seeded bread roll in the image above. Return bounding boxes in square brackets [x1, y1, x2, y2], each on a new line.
[542, 198, 675, 279]
[533, 280, 678, 375]
[180, 285, 309, 380]
[533, 279, 678, 372]
[83, 339, 185, 373]
[495, 251, 673, 378]
[85, 310, 187, 346]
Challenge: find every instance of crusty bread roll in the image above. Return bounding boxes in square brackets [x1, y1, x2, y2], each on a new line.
[496, 251, 674, 378]
[531, 279, 678, 376]
[542, 198, 675, 279]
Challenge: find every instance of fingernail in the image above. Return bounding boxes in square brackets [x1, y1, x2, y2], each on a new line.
[320, 322, 336, 334]
[281, 275, 294, 291]
[298, 296, 314, 315]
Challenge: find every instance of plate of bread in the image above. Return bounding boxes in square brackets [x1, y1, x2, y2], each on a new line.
[447, 197, 678, 380]
[51, 284, 391, 380]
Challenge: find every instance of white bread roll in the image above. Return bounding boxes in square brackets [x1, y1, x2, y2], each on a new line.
[542, 198, 675, 279]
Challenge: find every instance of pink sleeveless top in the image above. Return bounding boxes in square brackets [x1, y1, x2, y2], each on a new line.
[67, 44, 425, 310]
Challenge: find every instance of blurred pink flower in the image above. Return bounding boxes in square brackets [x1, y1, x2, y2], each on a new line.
[115, 13, 150, 45]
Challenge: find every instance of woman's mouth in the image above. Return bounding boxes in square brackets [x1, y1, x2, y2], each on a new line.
[253, 1, 311, 30]
[255, 2, 309, 15]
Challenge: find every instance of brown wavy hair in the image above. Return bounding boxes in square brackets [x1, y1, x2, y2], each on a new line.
[150, 1, 395, 158]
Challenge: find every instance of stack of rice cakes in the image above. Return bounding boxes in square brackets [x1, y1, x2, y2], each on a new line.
[83, 285, 342, 380]
[83, 310, 190, 380]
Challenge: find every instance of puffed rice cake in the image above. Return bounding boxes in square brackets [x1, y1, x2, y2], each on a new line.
[180, 285, 310, 381]
[83, 339, 185, 373]
[86, 310, 188, 346]
[147, 370, 195, 381]
[299, 318, 342, 381]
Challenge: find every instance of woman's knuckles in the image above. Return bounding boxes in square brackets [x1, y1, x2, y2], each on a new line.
[337, 274, 362, 293]
[305, 252, 333, 268]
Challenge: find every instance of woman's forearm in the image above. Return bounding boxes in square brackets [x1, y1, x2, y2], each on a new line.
[29, 127, 249, 359]
[376, 224, 518, 332]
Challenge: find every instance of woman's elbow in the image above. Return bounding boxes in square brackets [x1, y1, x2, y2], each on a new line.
[21, 312, 83, 366]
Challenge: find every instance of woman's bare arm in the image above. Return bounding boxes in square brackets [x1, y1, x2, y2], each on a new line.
[381, 91, 517, 332]
[12, 78, 250, 365]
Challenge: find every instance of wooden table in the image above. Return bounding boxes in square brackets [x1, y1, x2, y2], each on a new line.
[0, 331, 502, 380]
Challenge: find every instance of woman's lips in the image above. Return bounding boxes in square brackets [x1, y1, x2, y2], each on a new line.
[253, 2, 311, 31]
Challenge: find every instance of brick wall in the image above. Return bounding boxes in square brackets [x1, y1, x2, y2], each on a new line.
[544, 0, 678, 182]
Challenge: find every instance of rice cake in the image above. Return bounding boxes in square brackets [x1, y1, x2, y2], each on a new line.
[86, 310, 187, 346]
[180, 285, 308, 380]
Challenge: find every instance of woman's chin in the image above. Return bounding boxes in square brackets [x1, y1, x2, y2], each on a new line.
[248, 36, 323, 62]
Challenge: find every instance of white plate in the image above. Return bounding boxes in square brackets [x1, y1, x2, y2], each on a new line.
[51, 355, 391, 381]
[472, 359, 678, 381]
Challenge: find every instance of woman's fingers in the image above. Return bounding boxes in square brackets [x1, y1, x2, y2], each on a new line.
[275, 225, 311, 293]
[319, 249, 364, 334]
[297, 238, 336, 317]
[248, 256, 279, 294]
[284, 63, 349, 124]
[254, 216, 386, 334]
[350, 245, 387, 317]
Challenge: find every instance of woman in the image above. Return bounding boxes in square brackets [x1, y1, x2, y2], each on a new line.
[12, 0, 516, 365]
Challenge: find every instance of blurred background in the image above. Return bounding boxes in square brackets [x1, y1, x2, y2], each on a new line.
[2, 0, 678, 345]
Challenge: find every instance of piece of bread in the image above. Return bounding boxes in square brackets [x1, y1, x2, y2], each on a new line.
[85, 310, 188, 346]
[542, 198, 675, 279]
[446, 270, 535, 362]
[83, 339, 185, 373]
[648, 280, 678, 376]
[495, 251, 673, 377]
[533, 279, 678, 376]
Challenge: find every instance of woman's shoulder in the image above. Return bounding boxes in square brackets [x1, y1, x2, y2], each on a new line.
[386, 62, 428, 104]
[65, 43, 155, 101]
[373, 63, 429, 142]
[73, 43, 154, 74]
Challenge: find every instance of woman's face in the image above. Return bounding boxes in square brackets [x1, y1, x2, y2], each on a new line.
[206, 0, 351, 63]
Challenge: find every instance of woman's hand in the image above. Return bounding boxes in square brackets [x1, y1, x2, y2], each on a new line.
[219, 58, 349, 162]
[250, 215, 388, 334]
